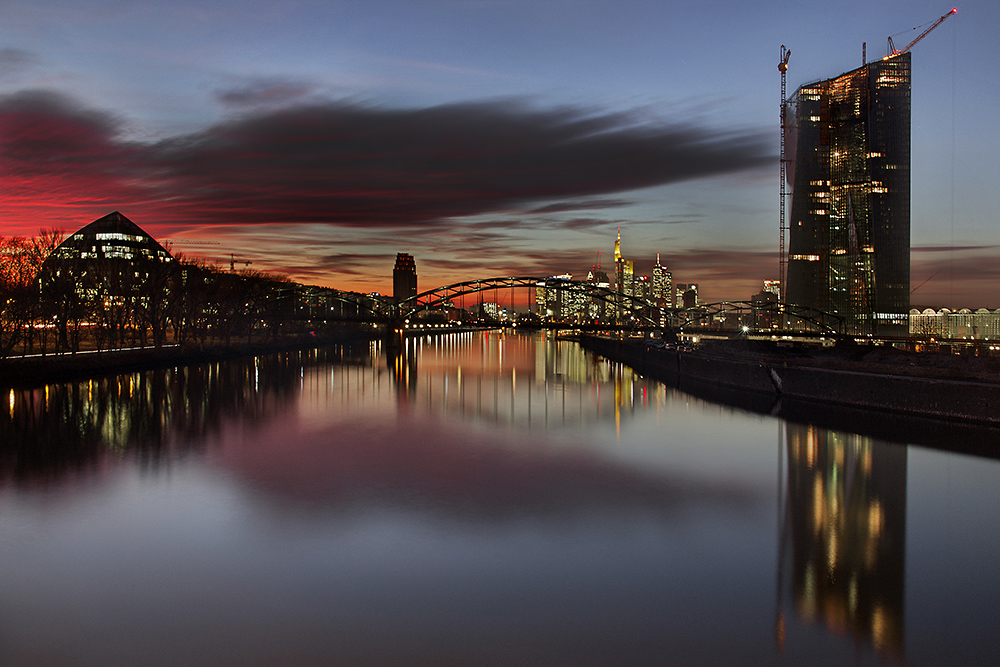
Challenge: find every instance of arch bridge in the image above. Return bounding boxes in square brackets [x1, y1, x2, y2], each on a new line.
[320, 277, 844, 337]
[398, 276, 670, 328]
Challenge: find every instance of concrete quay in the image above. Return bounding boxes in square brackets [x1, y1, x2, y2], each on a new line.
[579, 335, 1000, 426]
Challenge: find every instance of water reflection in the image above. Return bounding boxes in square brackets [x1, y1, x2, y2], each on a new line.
[0, 333, 666, 494]
[223, 331, 758, 519]
[779, 423, 907, 660]
[2, 330, 1000, 664]
[385, 331, 642, 431]
[0, 345, 372, 486]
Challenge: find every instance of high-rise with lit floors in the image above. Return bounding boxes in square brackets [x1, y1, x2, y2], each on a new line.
[652, 252, 673, 307]
[393, 253, 417, 302]
[786, 53, 911, 336]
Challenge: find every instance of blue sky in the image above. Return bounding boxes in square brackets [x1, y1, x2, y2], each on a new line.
[1, 0, 995, 305]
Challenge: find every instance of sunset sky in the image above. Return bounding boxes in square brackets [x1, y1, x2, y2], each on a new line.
[1, 0, 997, 306]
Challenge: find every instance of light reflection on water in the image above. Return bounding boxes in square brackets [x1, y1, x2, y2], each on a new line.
[0, 331, 998, 666]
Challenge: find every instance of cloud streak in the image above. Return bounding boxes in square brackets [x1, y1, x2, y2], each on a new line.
[0, 90, 772, 231]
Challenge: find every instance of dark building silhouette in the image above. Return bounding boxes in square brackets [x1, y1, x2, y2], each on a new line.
[786, 54, 910, 336]
[393, 253, 417, 302]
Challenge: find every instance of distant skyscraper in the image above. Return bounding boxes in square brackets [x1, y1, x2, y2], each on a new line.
[786, 53, 911, 336]
[586, 268, 611, 320]
[393, 253, 417, 302]
[652, 252, 674, 307]
[614, 228, 625, 296]
[676, 282, 698, 309]
[622, 260, 635, 297]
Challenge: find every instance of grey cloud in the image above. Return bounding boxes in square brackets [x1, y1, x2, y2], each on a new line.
[215, 77, 319, 109]
[0, 48, 40, 78]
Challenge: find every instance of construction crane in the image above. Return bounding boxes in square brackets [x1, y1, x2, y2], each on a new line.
[229, 253, 253, 272]
[888, 8, 957, 57]
[777, 45, 791, 304]
[165, 239, 221, 251]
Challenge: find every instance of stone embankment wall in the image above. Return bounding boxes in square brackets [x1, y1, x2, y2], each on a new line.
[579, 335, 1000, 425]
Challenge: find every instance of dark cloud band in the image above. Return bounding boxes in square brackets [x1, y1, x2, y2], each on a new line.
[1, 90, 772, 229]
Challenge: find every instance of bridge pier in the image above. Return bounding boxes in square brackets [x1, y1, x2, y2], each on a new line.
[382, 322, 404, 351]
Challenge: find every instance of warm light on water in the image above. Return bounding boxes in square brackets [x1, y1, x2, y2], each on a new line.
[0, 331, 998, 665]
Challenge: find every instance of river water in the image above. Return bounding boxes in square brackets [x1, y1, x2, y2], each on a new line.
[1, 330, 998, 666]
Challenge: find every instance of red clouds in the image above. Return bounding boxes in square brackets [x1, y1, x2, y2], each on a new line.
[0, 91, 141, 226]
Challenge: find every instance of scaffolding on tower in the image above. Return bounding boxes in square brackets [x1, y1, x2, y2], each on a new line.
[777, 45, 791, 305]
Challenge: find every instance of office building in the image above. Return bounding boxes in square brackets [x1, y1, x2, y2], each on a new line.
[786, 53, 911, 336]
[652, 253, 674, 307]
[44, 210, 173, 267]
[676, 282, 698, 309]
[393, 253, 417, 302]
[39, 211, 174, 300]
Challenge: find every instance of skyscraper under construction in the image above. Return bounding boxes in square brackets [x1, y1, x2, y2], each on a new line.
[786, 53, 911, 337]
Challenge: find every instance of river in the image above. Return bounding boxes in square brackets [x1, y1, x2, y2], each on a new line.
[0, 330, 998, 666]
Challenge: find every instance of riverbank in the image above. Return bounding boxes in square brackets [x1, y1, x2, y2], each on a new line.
[0, 324, 506, 387]
[0, 332, 378, 387]
[579, 334, 1000, 426]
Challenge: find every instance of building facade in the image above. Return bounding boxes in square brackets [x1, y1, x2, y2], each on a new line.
[651, 252, 674, 308]
[392, 253, 417, 302]
[909, 308, 1000, 339]
[786, 53, 911, 336]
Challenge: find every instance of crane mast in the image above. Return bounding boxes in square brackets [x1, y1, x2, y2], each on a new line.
[778, 45, 791, 304]
[888, 8, 956, 57]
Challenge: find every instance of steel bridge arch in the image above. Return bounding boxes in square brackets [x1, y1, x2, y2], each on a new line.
[317, 290, 394, 320]
[322, 280, 843, 336]
[396, 276, 672, 328]
[676, 301, 845, 335]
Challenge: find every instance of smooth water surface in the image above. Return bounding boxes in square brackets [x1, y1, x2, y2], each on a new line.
[1, 331, 998, 666]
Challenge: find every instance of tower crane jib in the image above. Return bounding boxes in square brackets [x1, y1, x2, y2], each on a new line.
[887, 8, 956, 57]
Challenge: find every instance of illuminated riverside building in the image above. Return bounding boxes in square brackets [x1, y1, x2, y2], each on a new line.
[786, 54, 911, 336]
[44, 210, 173, 268]
[36, 211, 177, 350]
[909, 307, 1000, 339]
[392, 253, 417, 302]
[39, 211, 175, 302]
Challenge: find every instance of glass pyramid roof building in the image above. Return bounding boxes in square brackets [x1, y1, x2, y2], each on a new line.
[47, 211, 173, 264]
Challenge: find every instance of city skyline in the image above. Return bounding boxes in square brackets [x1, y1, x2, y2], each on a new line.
[1, 1, 997, 306]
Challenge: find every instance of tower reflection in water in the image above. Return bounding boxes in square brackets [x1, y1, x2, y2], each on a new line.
[778, 422, 907, 659]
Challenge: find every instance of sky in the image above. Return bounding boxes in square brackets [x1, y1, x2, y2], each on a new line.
[1, 0, 997, 307]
